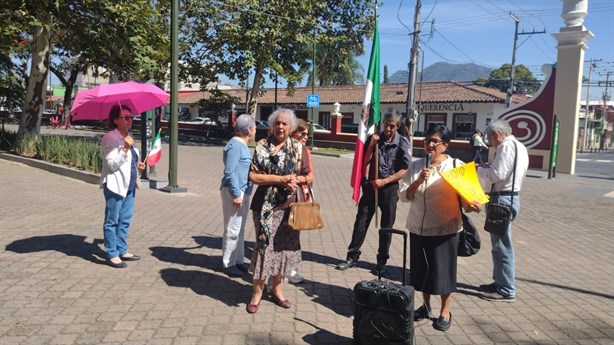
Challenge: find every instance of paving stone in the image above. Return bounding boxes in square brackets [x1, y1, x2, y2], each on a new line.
[1, 129, 614, 344]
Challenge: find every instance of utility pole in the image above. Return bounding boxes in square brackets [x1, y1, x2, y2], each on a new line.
[582, 59, 598, 152]
[404, 0, 421, 136]
[506, 13, 519, 108]
[506, 12, 546, 108]
[600, 71, 612, 151]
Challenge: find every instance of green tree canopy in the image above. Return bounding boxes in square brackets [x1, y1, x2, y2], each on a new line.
[2, 0, 170, 137]
[182, 0, 375, 115]
[474, 63, 541, 95]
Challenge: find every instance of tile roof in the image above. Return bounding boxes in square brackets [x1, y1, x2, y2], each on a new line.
[178, 82, 529, 105]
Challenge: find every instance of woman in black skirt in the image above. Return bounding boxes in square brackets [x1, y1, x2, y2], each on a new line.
[399, 126, 481, 331]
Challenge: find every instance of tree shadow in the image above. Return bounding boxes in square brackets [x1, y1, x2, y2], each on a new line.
[5, 234, 106, 265]
[159, 268, 250, 307]
[296, 317, 353, 345]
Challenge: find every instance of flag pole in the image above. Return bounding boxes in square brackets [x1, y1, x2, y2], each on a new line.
[142, 128, 162, 164]
[373, 5, 380, 227]
[374, 130, 379, 227]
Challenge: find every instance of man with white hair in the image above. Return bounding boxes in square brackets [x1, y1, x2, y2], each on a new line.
[477, 119, 529, 302]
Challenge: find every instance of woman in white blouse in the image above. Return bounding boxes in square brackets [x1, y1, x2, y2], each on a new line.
[399, 126, 481, 332]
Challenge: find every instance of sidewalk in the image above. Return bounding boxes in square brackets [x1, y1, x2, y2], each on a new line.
[1, 129, 613, 344]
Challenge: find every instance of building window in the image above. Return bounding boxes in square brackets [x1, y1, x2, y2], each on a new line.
[260, 106, 273, 121]
[425, 113, 447, 131]
[453, 113, 476, 139]
[295, 110, 308, 121]
[318, 111, 330, 129]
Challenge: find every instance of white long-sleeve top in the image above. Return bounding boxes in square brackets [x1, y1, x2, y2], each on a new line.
[477, 135, 529, 193]
[398, 156, 462, 236]
[100, 129, 139, 197]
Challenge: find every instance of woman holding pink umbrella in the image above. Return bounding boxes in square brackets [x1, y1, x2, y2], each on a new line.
[100, 105, 146, 268]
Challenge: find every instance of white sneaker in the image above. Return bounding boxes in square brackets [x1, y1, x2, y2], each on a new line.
[286, 270, 304, 284]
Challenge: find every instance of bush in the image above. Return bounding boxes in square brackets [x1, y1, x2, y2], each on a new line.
[1, 129, 102, 173]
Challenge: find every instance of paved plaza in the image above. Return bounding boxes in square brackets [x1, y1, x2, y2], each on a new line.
[1, 127, 613, 345]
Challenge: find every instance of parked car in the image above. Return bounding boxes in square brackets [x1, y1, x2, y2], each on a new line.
[255, 120, 269, 129]
[312, 123, 331, 133]
[341, 124, 359, 133]
[189, 117, 205, 124]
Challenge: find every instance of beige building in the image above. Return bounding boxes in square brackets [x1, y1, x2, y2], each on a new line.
[176, 82, 528, 140]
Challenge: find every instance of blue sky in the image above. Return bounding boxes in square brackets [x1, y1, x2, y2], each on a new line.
[356, 0, 614, 101]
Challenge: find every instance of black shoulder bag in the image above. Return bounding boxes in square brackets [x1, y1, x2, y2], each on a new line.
[484, 141, 517, 236]
[453, 159, 481, 257]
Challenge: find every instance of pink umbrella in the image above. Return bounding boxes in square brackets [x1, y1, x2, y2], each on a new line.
[70, 81, 169, 121]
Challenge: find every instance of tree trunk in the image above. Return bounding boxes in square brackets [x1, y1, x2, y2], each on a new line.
[61, 70, 79, 125]
[247, 63, 266, 116]
[19, 15, 51, 139]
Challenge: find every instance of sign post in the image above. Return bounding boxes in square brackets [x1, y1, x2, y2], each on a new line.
[306, 94, 320, 108]
[306, 94, 319, 148]
[548, 114, 560, 179]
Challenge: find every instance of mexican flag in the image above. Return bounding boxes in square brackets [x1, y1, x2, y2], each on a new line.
[350, 17, 380, 203]
[147, 130, 162, 166]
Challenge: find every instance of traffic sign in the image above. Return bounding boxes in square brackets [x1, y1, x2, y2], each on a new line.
[307, 94, 320, 108]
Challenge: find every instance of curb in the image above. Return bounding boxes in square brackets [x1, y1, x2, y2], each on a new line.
[0, 152, 166, 189]
[0, 152, 99, 185]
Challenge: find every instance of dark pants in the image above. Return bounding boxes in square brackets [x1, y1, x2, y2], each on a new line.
[472, 146, 484, 164]
[346, 179, 399, 265]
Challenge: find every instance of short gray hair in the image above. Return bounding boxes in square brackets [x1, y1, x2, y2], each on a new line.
[485, 119, 512, 137]
[267, 108, 297, 132]
[384, 111, 402, 125]
[235, 114, 255, 136]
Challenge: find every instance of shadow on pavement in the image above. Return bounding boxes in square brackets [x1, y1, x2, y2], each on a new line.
[518, 277, 614, 300]
[150, 245, 224, 273]
[455, 282, 483, 298]
[5, 234, 106, 265]
[297, 279, 354, 317]
[296, 317, 353, 345]
[159, 268, 250, 307]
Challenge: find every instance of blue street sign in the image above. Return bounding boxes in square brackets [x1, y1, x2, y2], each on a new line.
[307, 94, 320, 108]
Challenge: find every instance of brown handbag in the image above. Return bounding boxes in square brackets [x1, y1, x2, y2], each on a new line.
[287, 186, 324, 231]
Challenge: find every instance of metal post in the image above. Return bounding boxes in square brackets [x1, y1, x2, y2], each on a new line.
[310, 29, 316, 149]
[161, 0, 186, 193]
[140, 111, 148, 180]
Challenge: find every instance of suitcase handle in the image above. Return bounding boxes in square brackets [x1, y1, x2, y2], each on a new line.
[379, 228, 408, 286]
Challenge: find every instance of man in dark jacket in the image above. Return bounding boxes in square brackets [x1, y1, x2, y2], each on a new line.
[336, 113, 412, 275]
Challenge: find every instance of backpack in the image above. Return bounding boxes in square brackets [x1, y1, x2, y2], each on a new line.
[469, 135, 475, 146]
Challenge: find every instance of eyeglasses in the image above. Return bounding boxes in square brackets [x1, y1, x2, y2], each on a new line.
[300, 132, 309, 137]
[424, 138, 444, 146]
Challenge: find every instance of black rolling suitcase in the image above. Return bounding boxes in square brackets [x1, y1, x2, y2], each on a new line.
[353, 228, 414, 345]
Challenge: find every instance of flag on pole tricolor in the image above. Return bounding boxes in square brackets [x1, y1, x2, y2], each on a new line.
[350, 17, 381, 203]
[147, 129, 162, 166]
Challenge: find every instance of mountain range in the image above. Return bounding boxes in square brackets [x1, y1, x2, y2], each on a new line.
[388, 62, 492, 83]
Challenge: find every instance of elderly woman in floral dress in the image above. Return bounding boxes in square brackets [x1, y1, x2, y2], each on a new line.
[246, 109, 312, 314]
